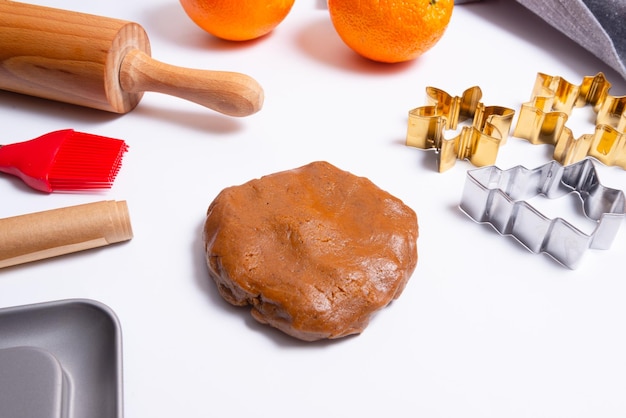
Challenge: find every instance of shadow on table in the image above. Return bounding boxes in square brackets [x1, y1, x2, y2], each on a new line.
[461, 0, 626, 86]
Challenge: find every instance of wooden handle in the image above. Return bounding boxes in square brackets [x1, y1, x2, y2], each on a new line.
[119, 49, 264, 117]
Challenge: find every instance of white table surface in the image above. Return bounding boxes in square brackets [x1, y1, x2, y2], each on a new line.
[2, 0, 626, 417]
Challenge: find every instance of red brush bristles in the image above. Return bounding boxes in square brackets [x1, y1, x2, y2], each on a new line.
[48, 132, 129, 191]
[0, 129, 129, 193]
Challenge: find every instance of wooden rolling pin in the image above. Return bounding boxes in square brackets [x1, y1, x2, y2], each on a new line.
[0, 1, 264, 116]
[0, 200, 133, 268]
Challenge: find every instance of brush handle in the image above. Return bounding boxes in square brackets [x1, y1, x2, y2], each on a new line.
[120, 49, 263, 117]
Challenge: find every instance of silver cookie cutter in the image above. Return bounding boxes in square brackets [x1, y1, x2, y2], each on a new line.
[459, 158, 626, 269]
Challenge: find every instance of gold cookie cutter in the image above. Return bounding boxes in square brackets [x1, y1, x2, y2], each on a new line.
[513, 72, 626, 168]
[406, 86, 515, 172]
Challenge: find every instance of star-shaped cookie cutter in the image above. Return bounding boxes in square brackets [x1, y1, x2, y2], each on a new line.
[406, 86, 515, 172]
[513, 72, 626, 169]
[459, 158, 626, 269]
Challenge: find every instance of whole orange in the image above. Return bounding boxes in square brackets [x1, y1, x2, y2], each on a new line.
[179, 0, 295, 41]
[327, 0, 454, 63]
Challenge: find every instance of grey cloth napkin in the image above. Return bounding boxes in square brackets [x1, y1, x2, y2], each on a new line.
[515, 0, 626, 79]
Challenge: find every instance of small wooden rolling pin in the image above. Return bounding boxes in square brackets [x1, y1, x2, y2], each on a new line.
[0, 1, 264, 116]
[0, 200, 133, 268]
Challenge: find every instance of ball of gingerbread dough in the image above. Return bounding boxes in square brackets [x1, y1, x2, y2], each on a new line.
[203, 161, 418, 341]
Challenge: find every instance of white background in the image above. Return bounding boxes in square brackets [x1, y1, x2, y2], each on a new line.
[2, 0, 626, 417]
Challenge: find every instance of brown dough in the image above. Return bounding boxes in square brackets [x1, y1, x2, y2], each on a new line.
[203, 161, 418, 341]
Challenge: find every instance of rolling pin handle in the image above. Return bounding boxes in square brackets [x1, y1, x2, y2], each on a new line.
[119, 49, 264, 117]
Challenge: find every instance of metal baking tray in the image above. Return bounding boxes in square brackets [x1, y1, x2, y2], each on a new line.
[0, 299, 123, 418]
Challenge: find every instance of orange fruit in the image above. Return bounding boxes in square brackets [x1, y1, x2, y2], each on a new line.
[327, 0, 454, 63]
[179, 0, 295, 41]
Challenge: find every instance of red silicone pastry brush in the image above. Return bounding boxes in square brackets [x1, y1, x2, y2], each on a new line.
[0, 129, 128, 193]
